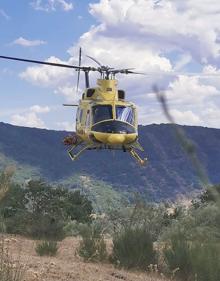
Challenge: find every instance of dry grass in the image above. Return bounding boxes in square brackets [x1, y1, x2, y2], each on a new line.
[4, 235, 171, 281]
[0, 234, 25, 281]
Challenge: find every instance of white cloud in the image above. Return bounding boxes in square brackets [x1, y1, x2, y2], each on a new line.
[11, 112, 46, 128]
[56, 121, 74, 131]
[89, 0, 220, 65]
[19, 0, 220, 129]
[0, 9, 10, 20]
[20, 56, 74, 87]
[30, 105, 50, 113]
[169, 109, 201, 125]
[11, 105, 50, 129]
[31, 0, 73, 12]
[201, 107, 220, 128]
[54, 85, 81, 103]
[166, 75, 219, 105]
[12, 37, 46, 47]
[20, 56, 82, 102]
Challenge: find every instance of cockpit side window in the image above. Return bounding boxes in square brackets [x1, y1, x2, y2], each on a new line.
[76, 108, 83, 122]
[86, 110, 90, 128]
[92, 105, 113, 124]
[116, 106, 134, 125]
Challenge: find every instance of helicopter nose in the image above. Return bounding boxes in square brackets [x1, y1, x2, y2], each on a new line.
[107, 134, 125, 144]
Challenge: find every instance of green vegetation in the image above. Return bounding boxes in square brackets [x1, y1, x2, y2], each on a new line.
[2, 123, 220, 202]
[163, 230, 193, 279]
[111, 226, 155, 270]
[35, 241, 59, 256]
[60, 174, 127, 213]
[164, 233, 220, 281]
[0, 170, 93, 240]
[1, 167, 220, 281]
[161, 185, 220, 281]
[77, 223, 107, 262]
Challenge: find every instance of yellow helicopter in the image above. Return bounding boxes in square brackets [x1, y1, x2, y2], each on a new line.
[0, 49, 147, 165]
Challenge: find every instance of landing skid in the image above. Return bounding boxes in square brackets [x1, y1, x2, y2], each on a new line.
[128, 148, 147, 166]
[68, 142, 92, 161]
[66, 141, 147, 166]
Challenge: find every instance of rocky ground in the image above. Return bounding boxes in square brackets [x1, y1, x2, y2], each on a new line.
[4, 235, 169, 281]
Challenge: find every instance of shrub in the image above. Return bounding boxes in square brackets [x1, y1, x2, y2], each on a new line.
[0, 179, 93, 239]
[35, 241, 58, 256]
[26, 215, 65, 241]
[63, 220, 86, 237]
[163, 231, 192, 280]
[190, 242, 220, 281]
[77, 223, 107, 262]
[111, 226, 156, 270]
[163, 230, 220, 281]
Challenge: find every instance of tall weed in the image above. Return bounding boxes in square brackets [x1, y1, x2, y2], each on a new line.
[77, 223, 107, 262]
[164, 231, 220, 281]
[111, 226, 156, 270]
[35, 240, 58, 256]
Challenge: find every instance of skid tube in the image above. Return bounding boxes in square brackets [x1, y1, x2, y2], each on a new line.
[128, 148, 147, 166]
[67, 142, 147, 166]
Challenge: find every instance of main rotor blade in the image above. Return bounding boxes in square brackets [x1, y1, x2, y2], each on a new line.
[126, 70, 146, 75]
[76, 47, 82, 94]
[0, 55, 83, 70]
[86, 55, 103, 67]
[112, 68, 146, 75]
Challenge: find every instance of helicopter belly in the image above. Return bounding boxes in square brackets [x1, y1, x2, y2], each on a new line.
[91, 131, 137, 145]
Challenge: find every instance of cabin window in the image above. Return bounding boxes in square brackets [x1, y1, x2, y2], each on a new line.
[76, 108, 83, 123]
[76, 108, 81, 122]
[87, 88, 95, 97]
[86, 110, 90, 127]
[118, 90, 125, 100]
[92, 105, 113, 124]
[116, 106, 134, 125]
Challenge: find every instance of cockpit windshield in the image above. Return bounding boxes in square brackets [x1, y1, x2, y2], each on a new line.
[92, 105, 113, 124]
[116, 106, 134, 125]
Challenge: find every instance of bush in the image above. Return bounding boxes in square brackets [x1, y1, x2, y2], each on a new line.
[77, 223, 107, 262]
[0, 179, 93, 239]
[190, 242, 220, 281]
[163, 231, 192, 280]
[163, 230, 220, 281]
[111, 226, 156, 270]
[35, 241, 58, 256]
[25, 214, 66, 241]
[63, 220, 87, 237]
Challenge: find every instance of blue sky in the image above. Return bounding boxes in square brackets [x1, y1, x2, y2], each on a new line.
[0, 0, 220, 130]
[0, 0, 95, 129]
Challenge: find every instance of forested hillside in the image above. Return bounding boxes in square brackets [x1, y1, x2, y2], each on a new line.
[0, 122, 219, 200]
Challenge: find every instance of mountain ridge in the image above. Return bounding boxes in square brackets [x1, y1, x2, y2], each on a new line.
[0, 122, 219, 201]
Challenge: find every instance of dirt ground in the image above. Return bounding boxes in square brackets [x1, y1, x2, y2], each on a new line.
[5, 235, 169, 281]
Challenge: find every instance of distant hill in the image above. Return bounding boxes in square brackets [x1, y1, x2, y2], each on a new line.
[0, 122, 219, 201]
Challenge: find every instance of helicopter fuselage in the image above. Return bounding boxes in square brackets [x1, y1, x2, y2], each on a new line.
[76, 79, 138, 148]
[64, 78, 147, 165]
